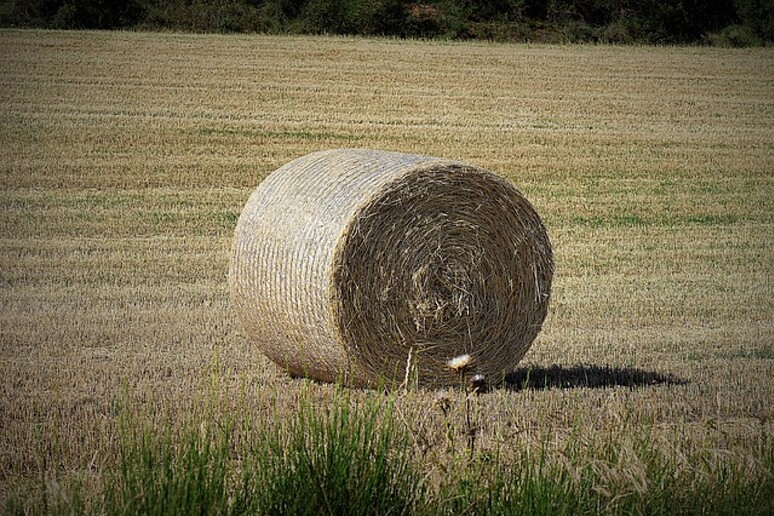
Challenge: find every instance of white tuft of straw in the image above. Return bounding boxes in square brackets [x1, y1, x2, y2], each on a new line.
[447, 354, 472, 371]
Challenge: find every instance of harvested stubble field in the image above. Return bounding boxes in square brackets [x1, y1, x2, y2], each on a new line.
[1, 30, 773, 513]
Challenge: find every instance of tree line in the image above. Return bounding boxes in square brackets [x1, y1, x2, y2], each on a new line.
[1, 0, 772, 46]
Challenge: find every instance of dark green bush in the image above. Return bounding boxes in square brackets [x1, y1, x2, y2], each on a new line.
[708, 23, 763, 46]
[561, 19, 595, 42]
[735, 0, 774, 42]
[595, 20, 635, 44]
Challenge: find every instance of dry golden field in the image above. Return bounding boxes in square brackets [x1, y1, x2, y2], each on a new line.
[1, 29, 773, 510]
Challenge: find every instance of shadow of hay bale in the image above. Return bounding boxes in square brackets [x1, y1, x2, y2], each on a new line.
[504, 364, 687, 391]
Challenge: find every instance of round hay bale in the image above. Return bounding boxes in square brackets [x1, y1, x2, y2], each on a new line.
[229, 149, 553, 388]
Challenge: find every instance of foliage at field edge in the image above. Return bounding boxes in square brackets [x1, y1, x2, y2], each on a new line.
[4, 387, 773, 515]
[1, 0, 772, 46]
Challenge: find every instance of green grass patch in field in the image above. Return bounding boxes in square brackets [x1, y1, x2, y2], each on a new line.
[572, 215, 646, 228]
[685, 214, 739, 226]
[727, 345, 774, 360]
[195, 127, 365, 143]
[569, 213, 740, 229]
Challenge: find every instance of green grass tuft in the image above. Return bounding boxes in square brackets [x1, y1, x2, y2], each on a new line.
[102, 416, 232, 515]
[239, 390, 424, 515]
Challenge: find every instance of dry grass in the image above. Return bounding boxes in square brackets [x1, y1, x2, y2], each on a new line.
[1, 29, 772, 508]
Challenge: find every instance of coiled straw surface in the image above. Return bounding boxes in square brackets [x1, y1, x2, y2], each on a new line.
[229, 149, 553, 387]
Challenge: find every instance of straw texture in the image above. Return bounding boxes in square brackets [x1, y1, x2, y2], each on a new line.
[229, 149, 553, 387]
